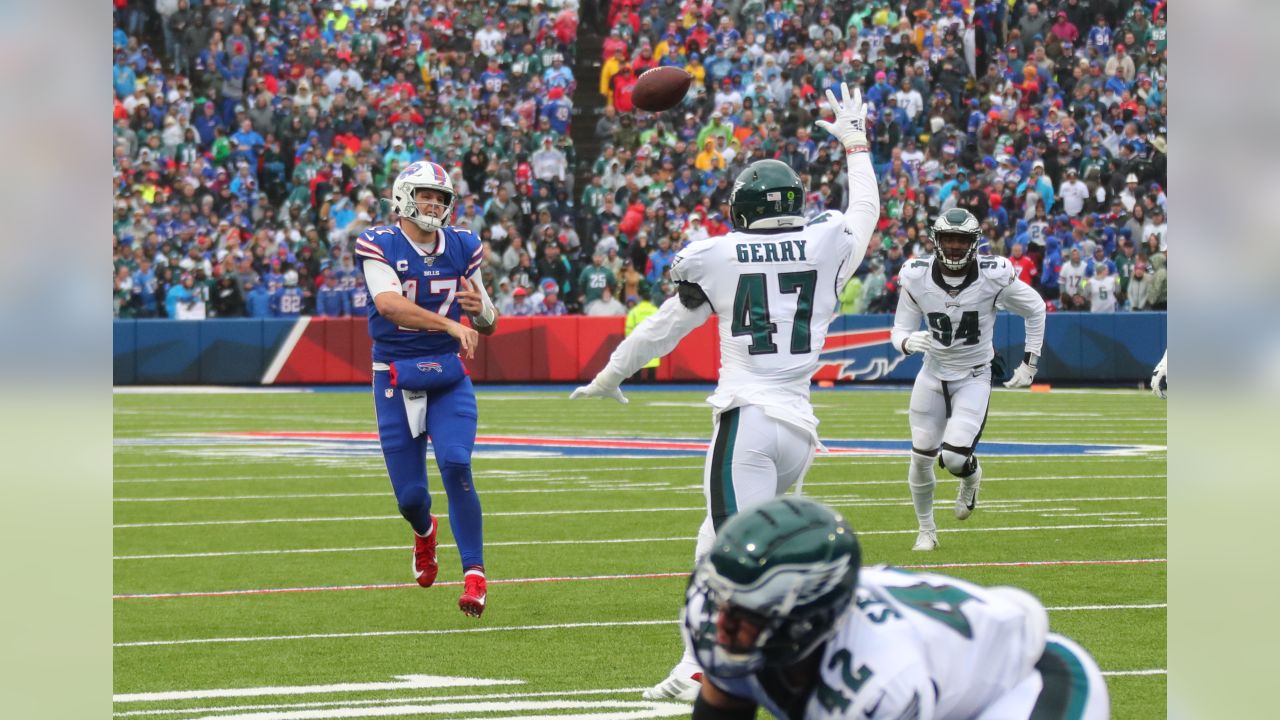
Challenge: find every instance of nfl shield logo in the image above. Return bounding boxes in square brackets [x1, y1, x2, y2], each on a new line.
[384, 388, 394, 398]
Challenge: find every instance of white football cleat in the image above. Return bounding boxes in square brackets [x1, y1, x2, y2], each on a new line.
[641, 668, 703, 702]
[912, 529, 939, 551]
[955, 482, 979, 520]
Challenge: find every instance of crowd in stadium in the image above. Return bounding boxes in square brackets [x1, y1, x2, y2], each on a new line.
[112, 0, 1167, 320]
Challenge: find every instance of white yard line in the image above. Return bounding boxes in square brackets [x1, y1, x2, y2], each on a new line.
[114, 491, 1166, 506]
[112, 688, 655, 717]
[114, 602, 1164, 648]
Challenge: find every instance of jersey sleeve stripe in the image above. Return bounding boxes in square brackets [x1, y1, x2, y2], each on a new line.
[355, 248, 390, 264]
[355, 239, 386, 257]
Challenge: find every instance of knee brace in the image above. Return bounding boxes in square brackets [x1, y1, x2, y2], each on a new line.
[940, 444, 978, 478]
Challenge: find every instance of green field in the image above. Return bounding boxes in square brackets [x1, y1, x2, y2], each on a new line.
[114, 386, 1166, 719]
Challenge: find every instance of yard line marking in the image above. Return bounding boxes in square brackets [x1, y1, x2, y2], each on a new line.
[181, 698, 691, 720]
[114, 537, 698, 561]
[113, 602, 1164, 647]
[113, 559, 1166, 600]
[114, 675, 524, 703]
[112, 688, 655, 718]
[114, 619, 676, 647]
[1045, 603, 1166, 611]
[109, 471, 1166, 488]
[114, 491, 1166, 505]
[114, 494, 1168, 527]
[1102, 669, 1167, 677]
[1040, 512, 1143, 518]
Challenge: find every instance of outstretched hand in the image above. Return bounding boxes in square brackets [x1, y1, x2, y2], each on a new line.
[570, 380, 629, 404]
[814, 82, 868, 151]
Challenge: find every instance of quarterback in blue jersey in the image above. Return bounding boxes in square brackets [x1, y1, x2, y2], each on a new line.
[354, 160, 499, 618]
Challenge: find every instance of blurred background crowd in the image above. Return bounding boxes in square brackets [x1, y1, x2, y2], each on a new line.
[113, 0, 1167, 320]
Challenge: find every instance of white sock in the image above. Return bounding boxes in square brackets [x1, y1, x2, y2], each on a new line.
[909, 452, 937, 531]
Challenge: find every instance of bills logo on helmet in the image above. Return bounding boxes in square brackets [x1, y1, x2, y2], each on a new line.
[417, 361, 444, 373]
[398, 162, 423, 180]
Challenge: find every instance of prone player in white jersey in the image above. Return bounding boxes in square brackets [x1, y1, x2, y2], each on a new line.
[684, 496, 1111, 720]
[891, 209, 1046, 551]
[571, 83, 879, 700]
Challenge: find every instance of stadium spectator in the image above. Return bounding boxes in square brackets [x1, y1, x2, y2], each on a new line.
[114, 0, 1166, 317]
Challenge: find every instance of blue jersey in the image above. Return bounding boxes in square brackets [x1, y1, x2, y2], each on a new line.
[316, 285, 351, 317]
[355, 223, 484, 363]
[272, 287, 306, 317]
[349, 284, 370, 313]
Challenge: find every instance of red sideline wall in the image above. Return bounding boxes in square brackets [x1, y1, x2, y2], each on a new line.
[270, 316, 720, 384]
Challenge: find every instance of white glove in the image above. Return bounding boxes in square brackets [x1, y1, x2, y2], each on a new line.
[902, 330, 931, 356]
[570, 379, 629, 405]
[1004, 353, 1040, 389]
[1151, 354, 1167, 399]
[815, 82, 868, 152]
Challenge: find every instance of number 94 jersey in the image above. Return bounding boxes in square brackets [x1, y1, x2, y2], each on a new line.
[893, 255, 1043, 382]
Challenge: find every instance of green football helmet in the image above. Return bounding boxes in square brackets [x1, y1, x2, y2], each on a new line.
[682, 496, 862, 677]
[729, 159, 806, 231]
[931, 207, 982, 271]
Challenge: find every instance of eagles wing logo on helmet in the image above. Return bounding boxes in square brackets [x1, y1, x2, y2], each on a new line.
[683, 497, 861, 678]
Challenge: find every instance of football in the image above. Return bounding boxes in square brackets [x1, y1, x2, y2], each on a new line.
[632, 66, 693, 112]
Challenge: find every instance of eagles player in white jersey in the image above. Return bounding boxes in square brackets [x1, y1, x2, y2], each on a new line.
[684, 496, 1111, 720]
[891, 208, 1046, 551]
[571, 83, 878, 700]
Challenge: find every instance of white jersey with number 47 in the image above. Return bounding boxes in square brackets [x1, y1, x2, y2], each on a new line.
[670, 210, 861, 441]
[892, 255, 1045, 381]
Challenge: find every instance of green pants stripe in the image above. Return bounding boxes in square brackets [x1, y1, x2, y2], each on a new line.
[1030, 640, 1091, 719]
[709, 407, 741, 530]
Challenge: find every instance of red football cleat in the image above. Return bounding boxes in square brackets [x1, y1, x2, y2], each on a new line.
[458, 570, 487, 618]
[412, 516, 439, 588]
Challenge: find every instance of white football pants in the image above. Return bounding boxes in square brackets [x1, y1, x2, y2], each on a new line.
[909, 364, 992, 455]
[693, 404, 817, 561]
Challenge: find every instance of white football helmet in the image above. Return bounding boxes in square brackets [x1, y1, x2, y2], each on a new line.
[391, 161, 455, 233]
[283, 270, 299, 287]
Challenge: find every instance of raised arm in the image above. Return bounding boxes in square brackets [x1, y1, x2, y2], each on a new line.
[816, 83, 879, 278]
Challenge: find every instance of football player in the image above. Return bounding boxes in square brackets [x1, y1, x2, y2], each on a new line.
[684, 496, 1111, 720]
[1151, 350, 1167, 399]
[891, 208, 1046, 551]
[354, 161, 498, 617]
[571, 83, 878, 700]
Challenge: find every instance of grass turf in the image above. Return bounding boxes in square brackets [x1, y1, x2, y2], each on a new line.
[114, 386, 1165, 719]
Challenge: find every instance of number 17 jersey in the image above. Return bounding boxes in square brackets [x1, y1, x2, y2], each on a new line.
[354, 224, 484, 363]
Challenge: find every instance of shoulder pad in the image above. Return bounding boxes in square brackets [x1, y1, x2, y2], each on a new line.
[670, 238, 716, 281]
[804, 209, 846, 228]
[898, 257, 931, 284]
[976, 255, 1016, 286]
